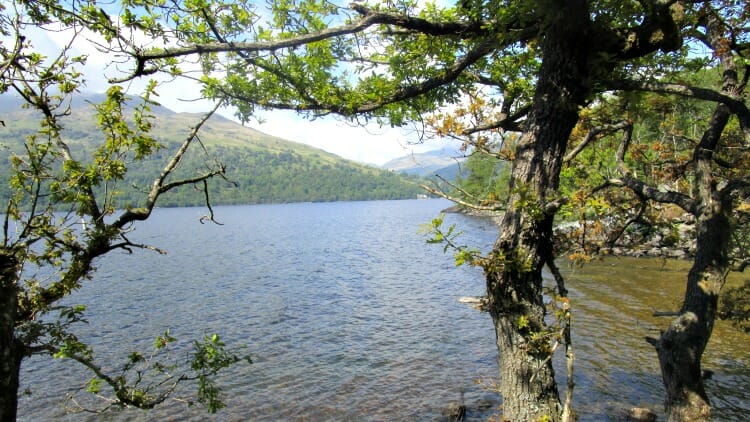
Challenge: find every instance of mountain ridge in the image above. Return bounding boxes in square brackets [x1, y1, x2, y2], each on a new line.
[381, 148, 466, 180]
[0, 93, 427, 206]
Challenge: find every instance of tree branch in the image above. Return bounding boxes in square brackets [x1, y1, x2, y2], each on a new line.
[730, 258, 750, 272]
[597, 177, 695, 213]
[113, 102, 223, 227]
[462, 104, 530, 135]
[419, 183, 504, 211]
[116, 4, 521, 82]
[211, 33, 504, 118]
[563, 120, 631, 163]
[603, 79, 750, 130]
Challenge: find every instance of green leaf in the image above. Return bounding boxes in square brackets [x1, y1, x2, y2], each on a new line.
[86, 377, 102, 394]
[154, 329, 177, 350]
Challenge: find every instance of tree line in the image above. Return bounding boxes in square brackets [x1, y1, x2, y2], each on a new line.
[0, 140, 427, 208]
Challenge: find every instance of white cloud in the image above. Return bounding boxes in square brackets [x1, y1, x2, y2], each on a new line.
[245, 110, 454, 165]
[123, 75, 454, 166]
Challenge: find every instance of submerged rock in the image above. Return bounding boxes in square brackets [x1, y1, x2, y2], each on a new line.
[441, 402, 467, 421]
[458, 296, 488, 311]
[627, 407, 657, 421]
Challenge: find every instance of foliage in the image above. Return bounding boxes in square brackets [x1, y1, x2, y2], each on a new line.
[419, 213, 482, 267]
[57, 328, 250, 414]
[0, 97, 425, 207]
[555, 62, 750, 262]
[452, 151, 510, 206]
[0, 2, 244, 417]
[720, 281, 750, 333]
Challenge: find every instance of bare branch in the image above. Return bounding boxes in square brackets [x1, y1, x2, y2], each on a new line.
[730, 258, 750, 272]
[545, 257, 568, 297]
[605, 199, 648, 248]
[419, 183, 504, 212]
[596, 177, 696, 213]
[434, 173, 490, 205]
[563, 120, 631, 163]
[199, 180, 224, 225]
[113, 101, 222, 227]
[462, 104, 530, 136]
[603, 79, 750, 130]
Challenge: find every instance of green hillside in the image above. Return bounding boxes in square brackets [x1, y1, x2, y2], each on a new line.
[0, 95, 426, 207]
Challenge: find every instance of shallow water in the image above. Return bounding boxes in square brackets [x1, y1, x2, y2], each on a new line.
[560, 257, 750, 420]
[16, 200, 750, 420]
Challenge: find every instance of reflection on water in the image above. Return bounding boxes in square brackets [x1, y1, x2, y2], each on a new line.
[15, 201, 750, 420]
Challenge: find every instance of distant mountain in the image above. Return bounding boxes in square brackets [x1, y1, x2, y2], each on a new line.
[382, 148, 466, 180]
[0, 93, 427, 206]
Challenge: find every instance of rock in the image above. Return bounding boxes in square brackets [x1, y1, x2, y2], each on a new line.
[458, 296, 485, 304]
[442, 402, 467, 421]
[442, 204, 462, 213]
[458, 296, 488, 311]
[627, 407, 657, 421]
[647, 247, 663, 257]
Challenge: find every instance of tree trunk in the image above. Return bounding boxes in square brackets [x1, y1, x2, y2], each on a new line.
[656, 101, 733, 420]
[1, 251, 22, 422]
[657, 209, 729, 421]
[484, 2, 592, 420]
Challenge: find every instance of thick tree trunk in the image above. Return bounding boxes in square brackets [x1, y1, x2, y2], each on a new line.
[484, 2, 592, 420]
[1, 251, 22, 422]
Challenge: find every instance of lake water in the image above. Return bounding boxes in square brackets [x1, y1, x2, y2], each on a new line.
[16, 199, 750, 420]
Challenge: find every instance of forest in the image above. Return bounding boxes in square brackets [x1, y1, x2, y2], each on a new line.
[0, 96, 426, 207]
[0, 140, 427, 207]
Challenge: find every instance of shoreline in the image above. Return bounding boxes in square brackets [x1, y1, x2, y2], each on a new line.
[443, 205, 695, 260]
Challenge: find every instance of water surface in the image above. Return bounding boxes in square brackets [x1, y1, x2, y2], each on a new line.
[16, 200, 750, 420]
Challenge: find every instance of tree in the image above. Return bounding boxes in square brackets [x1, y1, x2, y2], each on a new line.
[33, 0, 750, 419]
[87, 0, 732, 420]
[452, 151, 511, 206]
[0, 2, 246, 419]
[560, 5, 750, 418]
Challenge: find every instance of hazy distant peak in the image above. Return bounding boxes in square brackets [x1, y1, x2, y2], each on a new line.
[381, 148, 466, 180]
[382, 148, 465, 171]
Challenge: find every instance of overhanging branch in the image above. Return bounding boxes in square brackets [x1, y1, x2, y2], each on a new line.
[113, 102, 222, 227]
[597, 177, 696, 213]
[218, 34, 503, 116]
[603, 79, 750, 128]
[419, 183, 504, 212]
[116, 3, 519, 82]
[564, 120, 631, 163]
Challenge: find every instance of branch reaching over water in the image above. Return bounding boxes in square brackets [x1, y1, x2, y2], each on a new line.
[113, 101, 224, 228]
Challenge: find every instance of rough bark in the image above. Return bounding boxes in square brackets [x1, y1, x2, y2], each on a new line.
[655, 9, 740, 419]
[484, 2, 592, 419]
[657, 205, 730, 421]
[0, 251, 22, 422]
[656, 102, 732, 421]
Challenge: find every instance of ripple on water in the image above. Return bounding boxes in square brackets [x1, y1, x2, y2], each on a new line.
[16, 202, 750, 421]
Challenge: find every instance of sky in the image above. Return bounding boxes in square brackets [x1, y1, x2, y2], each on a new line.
[108, 68, 455, 166]
[21, 2, 460, 167]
